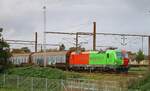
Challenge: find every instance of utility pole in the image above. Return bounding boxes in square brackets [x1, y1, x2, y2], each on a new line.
[142, 36, 144, 52]
[76, 32, 79, 52]
[41, 45, 43, 52]
[35, 32, 38, 52]
[93, 22, 96, 51]
[148, 36, 150, 69]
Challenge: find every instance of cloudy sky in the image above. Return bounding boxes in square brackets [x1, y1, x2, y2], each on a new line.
[1, 0, 150, 52]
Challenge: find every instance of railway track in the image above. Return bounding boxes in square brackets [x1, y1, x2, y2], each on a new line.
[129, 64, 149, 67]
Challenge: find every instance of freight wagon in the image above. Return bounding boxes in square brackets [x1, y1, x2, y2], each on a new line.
[10, 53, 30, 65]
[31, 51, 67, 68]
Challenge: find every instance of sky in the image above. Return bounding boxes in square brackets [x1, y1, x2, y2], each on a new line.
[0, 0, 150, 52]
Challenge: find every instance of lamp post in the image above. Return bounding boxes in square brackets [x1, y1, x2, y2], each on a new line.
[43, 0, 47, 67]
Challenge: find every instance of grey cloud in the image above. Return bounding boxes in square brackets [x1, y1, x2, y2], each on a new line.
[0, 0, 150, 52]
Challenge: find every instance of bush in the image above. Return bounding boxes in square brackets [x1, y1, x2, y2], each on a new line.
[128, 71, 150, 90]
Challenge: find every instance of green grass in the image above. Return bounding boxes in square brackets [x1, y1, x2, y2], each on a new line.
[1, 66, 150, 91]
[5, 66, 83, 79]
[4, 66, 148, 80]
[128, 67, 150, 90]
[0, 87, 21, 91]
[128, 67, 150, 91]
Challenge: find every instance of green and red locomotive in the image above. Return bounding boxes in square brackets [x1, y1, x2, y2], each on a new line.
[69, 50, 129, 72]
[10, 49, 129, 73]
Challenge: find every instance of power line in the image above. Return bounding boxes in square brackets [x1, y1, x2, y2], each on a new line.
[6, 40, 35, 43]
[45, 31, 150, 37]
[96, 45, 117, 48]
[8, 42, 59, 46]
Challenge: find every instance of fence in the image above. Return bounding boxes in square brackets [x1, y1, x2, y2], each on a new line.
[62, 78, 129, 91]
[0, 74, 143, 91]
[0, 74, 62, 91]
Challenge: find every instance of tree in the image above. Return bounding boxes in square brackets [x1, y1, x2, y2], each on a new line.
[11, 49, 24, 53]
[135, 49, 145, 64]
[59, 44, 65, 51]
[127, 51, 136, 62]
[46, 48, 59, 52]
[11, 47, 31, 53]
[0, 28, 11, 70]
[21, 47, 31, 53]
[0, 39, 12, 70]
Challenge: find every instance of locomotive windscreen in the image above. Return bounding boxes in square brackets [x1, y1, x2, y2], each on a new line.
[116, 52, 122, 59]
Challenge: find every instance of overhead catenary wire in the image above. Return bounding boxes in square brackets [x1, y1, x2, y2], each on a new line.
[45, 31, 149, 52]
[45, 31, 150, 37]
[6, 40, 35, 43]
[8, 42, 59, 46]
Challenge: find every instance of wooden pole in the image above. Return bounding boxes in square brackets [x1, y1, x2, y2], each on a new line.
[148, 36, 150, 69]
[93, 22, 96, 51]
[76, 32, 78, 52]
[35, 32, 37, 52]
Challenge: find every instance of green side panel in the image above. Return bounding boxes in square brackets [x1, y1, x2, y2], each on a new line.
[106, 50, 116, 65]
[89, 50, 124, 66]
[117, 59, 123, 65]
[89, 51, 107, 65]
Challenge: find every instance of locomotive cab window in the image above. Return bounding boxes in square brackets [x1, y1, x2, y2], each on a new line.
[107, 53, 109, 58]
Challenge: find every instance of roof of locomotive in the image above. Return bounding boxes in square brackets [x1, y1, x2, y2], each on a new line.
[70, 49, 122, 55]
